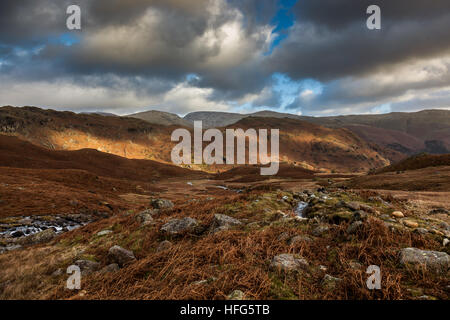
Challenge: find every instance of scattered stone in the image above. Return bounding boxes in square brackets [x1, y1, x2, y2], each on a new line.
[150, 199, 174, 209]
[74, 260, 101, 276]
[443, 239, 449, 247]
[429, 208, 449, 215]
[157, 240, 173, 252]
[52, 268, 64, 277]
[346, 202, 361, 211]
[352, 210, 368, 222]
[312, 225, 329, 237]
[289, 235, 313, 245]
[228, 290, 245, 300]
[97, 230, 112, 236]
[414, 228, 429, 235]
[322, 274, 342, 290]
[392, 211, 405, 218]
[108, 245, 136, 267]
[346, 221, 363, 234]
[136, 211, 154, 226]
[160, 217, 199, 235]
[270, 254, 309, 272]
[319, 265, 328, 272]
[210, 214, 242, 233]
[402, 220, 419, 228]
[399, 247, 450, 273]
[100, 263, 120, 274]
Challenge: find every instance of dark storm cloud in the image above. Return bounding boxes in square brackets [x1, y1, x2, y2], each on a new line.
[269, 0, 450, 81]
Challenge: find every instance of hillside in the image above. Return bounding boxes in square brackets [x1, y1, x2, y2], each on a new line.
[0, 106, 394, 173]
[375, 153, 450, 174]
[128, 110, 192, 127]
[184, 109, 450, 156]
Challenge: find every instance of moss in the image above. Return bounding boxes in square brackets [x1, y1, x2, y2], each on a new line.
[269, 274, 297, 300]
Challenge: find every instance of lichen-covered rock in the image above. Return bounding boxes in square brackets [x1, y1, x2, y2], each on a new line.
[210, 214, 242, 233]
[24, 229, 56, 244]
[270, 254, 309, 272]
[322, 274, 342, 290]
[227, 290, 245, 300]
[135, 211, 155, 226]
[288, 235, 313, 245]
[399, 248, 450, 273]
[160, 217, 199, 235]
[108, 245, 136, 267]
[150, 199, 174, 209]
[312, 225, 329, 237]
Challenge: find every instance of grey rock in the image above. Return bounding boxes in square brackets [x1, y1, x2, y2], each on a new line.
[414, 228, 429, 235]
[312, 225, 329, 237]
[399, 247, 450, 273]
[157, 240, 173, 252]
[346, 221, 363, 234]
[429, 208, 449, 215]
[270, 254, 309, 272]
[136, 211, 154, 226]
[322, 274, 342, 290]
[346, 201, 361, 211]
[160, 217, 199, 235]
[151, 199, 174, 209]
[74, 260, 101, 276]
[288, 235, 313, 245]
[227, 290, 245, 300]
[24, 229, 56, 244]
[108, 245, 136, 267]
[100, 263, 120, 274]
[97, 230, 112, 236]
[210, 214, 242, 233]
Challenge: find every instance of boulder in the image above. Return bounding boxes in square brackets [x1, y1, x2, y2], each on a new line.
[270, 254, 309, 272]
[392, 211, 405, 218]
[100, 263, 120, 274]
[399, 247, 450, 273]
[160, 217, 199, 235]
[210, 214, 242, 233]
[108, 245, 136, 267]
[135, 211, 154, 226]
[150, 199, 174, 209]
[74, 260, 101, 276]
[24, 229, 56, 244]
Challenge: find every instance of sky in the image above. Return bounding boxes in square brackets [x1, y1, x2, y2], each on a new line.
[1, 0, 450, 116]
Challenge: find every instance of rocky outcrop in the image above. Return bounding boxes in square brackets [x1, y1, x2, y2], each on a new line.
[400, 248, 450, 273]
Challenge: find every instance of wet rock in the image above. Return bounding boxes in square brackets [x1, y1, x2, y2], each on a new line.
[399, 248, 450, 273]
[160, 217, 199, 235]
[11, 230, 24, 238]
[108, 245, 136, 267]
[346, 221, 363, 234]
[150, 199, 174, 210]
[228, 290, 245, 300]
[74, 260, 101, 276]
[312, 225, 329, 237]
[322, 274, 342, 290]
[270, 254, 309, 272]
[100, 263, 120, 274]
[157, 240, 173, 252]
[210, 214, 242, 233]
[392, 211, 405, 218]
[97, 230, 112, 236]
